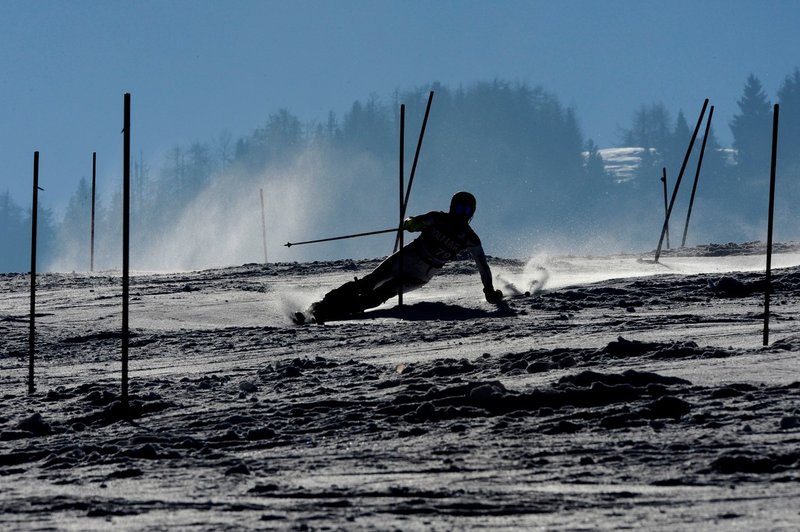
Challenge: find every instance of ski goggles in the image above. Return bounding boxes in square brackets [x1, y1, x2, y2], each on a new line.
[453, 203, 474, 217]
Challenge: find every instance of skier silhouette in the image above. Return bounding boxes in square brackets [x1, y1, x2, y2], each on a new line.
[297, 191, 503, 324]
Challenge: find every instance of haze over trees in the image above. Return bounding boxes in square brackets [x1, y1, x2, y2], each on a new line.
[1, 74, 798, 273]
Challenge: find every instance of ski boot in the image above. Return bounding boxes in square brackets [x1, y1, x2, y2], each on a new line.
[307, 277, 371, 323]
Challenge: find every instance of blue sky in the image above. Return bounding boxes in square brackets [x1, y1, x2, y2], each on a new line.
[2, 0, 799, 212]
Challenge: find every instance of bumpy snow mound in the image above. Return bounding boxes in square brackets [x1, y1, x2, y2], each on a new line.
[2, 250, 799, 528]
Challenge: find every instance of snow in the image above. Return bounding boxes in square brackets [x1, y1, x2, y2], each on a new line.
[1, 243, 799, 529]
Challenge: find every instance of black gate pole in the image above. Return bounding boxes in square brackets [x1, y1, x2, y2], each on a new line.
[654, 98, 708, 262]
[394, 90, 434, 252]
[681, 105, 715, 248]
[660, 168, 670, 249]
[90, 152, 97, 272]
[122, 93, 131, 411]
[764, 104, 779, 346]
[29, 151, 40, 395]
[398, 104, 405, 307]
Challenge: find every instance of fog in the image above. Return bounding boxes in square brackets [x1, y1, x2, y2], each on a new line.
[3, 82, 800, 274]
[132, 150, 346, 271]
[26, 153, 800, 274]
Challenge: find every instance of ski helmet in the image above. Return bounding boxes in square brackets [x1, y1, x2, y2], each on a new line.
[449, 191, 477, 221]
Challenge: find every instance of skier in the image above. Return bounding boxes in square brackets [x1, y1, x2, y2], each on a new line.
[296, 191, 503, 324]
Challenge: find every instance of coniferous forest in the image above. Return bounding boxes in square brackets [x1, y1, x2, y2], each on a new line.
[2, 74, 800, 273]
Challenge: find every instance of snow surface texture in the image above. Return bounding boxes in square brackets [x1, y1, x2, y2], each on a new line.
[1, 242, 799, 529]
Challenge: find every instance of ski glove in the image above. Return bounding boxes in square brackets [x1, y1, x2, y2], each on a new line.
[484, 287, 503, 304]
[403, 217, 425, 232]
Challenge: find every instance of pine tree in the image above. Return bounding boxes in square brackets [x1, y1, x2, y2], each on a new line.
[0, 191, 26, 272]
[622, 103, 671, 152]
[776, 68, 800, 172]
[730, 75, 772, 176]
[699, 125, 729, 187]
[622, 103, 671, 180]
[666, 110, 691, 174]
[775, 67, 800, 215]
[584, 139, 608, 182]
[583, 139, 611, 218]
[216, 130, 233, 173]
[57, 177, 92, 270]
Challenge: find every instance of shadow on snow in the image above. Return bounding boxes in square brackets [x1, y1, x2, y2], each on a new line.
[357, 300, 516, 322]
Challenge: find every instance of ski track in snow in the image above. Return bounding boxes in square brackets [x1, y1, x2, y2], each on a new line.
[1, 243, 799, 529]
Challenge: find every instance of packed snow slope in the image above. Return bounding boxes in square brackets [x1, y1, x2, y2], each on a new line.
[1, 242, 799, 530]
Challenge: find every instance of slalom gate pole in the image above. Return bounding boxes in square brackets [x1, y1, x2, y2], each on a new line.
[398, 104, 405, 306]
[681, 106, 714, 248]
[394, 90, 434, 252]
[91, 152, 96, 272]
[661, 168, 670, 249]
[764, 103, 779, 346]
[260, 188, 268, 263]
[285, 228, 398, 248]
[29, 151, 40, 395]
[654, 98, 708, 262]
[122, 93, 131, 411]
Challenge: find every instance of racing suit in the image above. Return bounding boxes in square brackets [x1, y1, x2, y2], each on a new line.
[309, 210, 498, 322]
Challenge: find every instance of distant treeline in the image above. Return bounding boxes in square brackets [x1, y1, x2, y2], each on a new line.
[2, 73, 800, 272]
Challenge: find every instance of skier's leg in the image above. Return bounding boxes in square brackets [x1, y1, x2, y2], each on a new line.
[308, 260, 401, 322]
[357, 249, 438, 310]
[309, 277, 370, 322]
[361, 275, 427, 309]
[357, 253, 399, 290]
[309, 248, 435, 322]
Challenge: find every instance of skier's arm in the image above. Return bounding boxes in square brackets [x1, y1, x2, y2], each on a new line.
[403, 212, 435, 232]
[468, 244, 503, 303]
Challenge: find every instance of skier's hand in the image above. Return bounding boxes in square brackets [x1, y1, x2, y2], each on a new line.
[403, 217, 425, 232]
[484, 287, 503, 304]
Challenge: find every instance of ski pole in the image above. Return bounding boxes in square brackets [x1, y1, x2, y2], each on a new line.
[285, 227, 398, 248]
